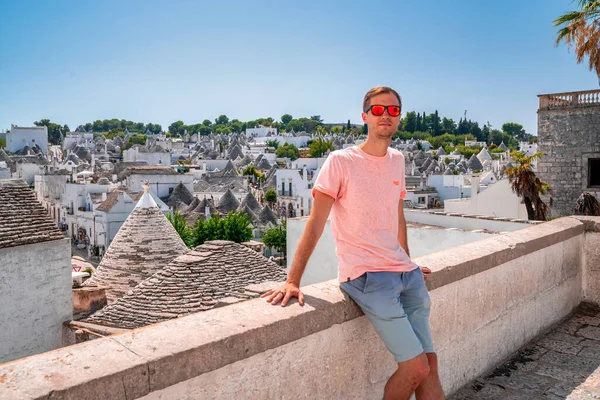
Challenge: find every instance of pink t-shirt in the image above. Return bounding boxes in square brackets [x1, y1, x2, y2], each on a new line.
[312, 145, 417, 282]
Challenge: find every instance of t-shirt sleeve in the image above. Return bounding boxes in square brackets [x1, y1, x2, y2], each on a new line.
[312, 154, 344, 201]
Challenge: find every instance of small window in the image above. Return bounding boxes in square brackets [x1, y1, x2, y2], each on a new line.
[589, 159, 600, 187]
[32, 139, 35, 143]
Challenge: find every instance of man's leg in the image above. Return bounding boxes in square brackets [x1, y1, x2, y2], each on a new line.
[414, 352, 444, 400]
[384, 352, 430, 400]
[401, 269, 444, 399]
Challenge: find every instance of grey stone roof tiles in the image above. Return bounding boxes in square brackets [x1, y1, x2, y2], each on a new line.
[167, 183, 195, 207]
[217, 189, 240, 213]
[256, 158, 272, 170]
[85, 241, 287, 329]
[83, 196, 188, 303]
[467, 154, 484, 171]
[239, 192, 262, 214]
[186, 197, 200, 212]
[0, 179, 64, 249]
[258, 205, 277, 226]
[118, 166, 177, 180]
[437, 147, 447, 155]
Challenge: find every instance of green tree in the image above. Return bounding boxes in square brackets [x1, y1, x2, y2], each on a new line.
[347, 119, 352, 131]
[554, 0, 600, 84]
[0, 138, 5, 148]
[310, 115, 323, 124]
[402, 111, 417, 132]
[433, 110, 441, 136]
[168, 120, 185, 136]
[189, 212, 253, 246]
[124, 134, 147, 149]
[362, 124, 368, 134]
[223, 211, 254, 243]
[34, 119, 65, 145]
[262, 221, 287, 257]
[505, 151, 551, 221]
[281, 114, 293, 126]
[265, 189, 277, 205]
[502, 122, 527, 141]
[331, 126, 343, 134]
[309, 138, 335, 157]
[266, 139, 280, 149]
[276, 143, 300, 160]
[202, 119, 213, 126]
[215, 114, 229, 125]
[167, 211, 192, 247]
[285, 119, 304, 132]
[230, 119, 244, 133]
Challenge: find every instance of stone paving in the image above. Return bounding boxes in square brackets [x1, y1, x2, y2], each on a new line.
[450, 303, 600, 399]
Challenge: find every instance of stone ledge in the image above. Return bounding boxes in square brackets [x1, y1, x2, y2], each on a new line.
[572, 216, 600, 233]
[415, 217, 585, 290]
[0, 217, 590, 399]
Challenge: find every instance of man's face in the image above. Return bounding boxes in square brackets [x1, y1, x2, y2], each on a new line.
[361, 92, 401, 139]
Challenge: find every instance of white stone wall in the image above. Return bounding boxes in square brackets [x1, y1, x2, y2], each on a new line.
[0, 239, 72, 364]
[13, 163, 43, 184]
[6, 125, 48, 154]
[444, 179, 528, 219]
[286, 217, 496, 286]
[126, 174, 194, 199]
[123, 148, 170, 166]
[140, 233, 584, 399]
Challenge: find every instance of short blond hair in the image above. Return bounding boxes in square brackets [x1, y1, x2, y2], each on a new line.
[363, 86, 402, 113]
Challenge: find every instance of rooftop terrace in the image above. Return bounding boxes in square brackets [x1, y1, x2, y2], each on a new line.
[1, 216, 599, 399]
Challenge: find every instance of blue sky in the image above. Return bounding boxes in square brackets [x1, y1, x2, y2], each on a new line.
[0, 0, 596, 135]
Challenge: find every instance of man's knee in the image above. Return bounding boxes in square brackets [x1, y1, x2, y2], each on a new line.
[398, 353, 430, 382]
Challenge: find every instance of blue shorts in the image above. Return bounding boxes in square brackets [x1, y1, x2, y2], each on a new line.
[340, 268, 434, 363]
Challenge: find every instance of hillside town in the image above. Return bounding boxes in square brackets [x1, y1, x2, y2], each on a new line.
[2, 1, 600, 398]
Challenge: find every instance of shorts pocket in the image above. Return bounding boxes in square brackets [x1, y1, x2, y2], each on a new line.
[363, 272, 394, 294]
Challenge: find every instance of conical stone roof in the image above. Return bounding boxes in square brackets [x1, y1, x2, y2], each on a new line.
[186, 197, 200, 212]
[239, 204, 258, 222]
[217, 189, 240, 213]
[477, 148, 493, 162]
[437, 147, 447, 156]
[258, 205, 277, 226]
[83, 188, 189, 303]
[85, 241, 287, 329]
[228, 145, 244, 161]
[167, 182, 195, 207]
[239, 192, 262, 214]
[499, 142, 509, 151]
[256, 157, 272, 170]
[467, 154, 484, 171]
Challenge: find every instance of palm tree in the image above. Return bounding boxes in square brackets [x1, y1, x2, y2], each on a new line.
[554, 0, 600, 85]
[574, 192, 600, 215]
[505, 151, 551, 221]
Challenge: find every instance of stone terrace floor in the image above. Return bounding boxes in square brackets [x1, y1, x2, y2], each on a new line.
[450, 303, 600, 400]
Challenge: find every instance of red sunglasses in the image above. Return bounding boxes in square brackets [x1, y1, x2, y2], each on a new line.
[365, 105, 401, 117]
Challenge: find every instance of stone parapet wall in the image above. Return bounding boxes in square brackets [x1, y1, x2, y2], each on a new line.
[1, 218, 600, 399]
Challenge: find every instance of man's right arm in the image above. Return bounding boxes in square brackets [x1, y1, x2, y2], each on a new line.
[261, 190, 335, 307]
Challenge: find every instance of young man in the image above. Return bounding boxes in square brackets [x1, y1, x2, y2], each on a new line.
[261, 87, 444, 400]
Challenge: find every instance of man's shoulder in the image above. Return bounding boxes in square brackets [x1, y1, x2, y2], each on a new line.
[388, 148, 405, 161]
[328, 148, 355, 162]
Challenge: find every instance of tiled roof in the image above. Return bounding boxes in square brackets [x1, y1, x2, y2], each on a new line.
[85, 240, 287, 329]
[95, 191, 121, 212]
[239, 192, 262, 214]
[0, 179, 64, 249]
[118, 166, 178, 180]
[83, 192, 188, 303]
[258, 205, 277, 226]
[166, 183, 195, 207]
[217, 189, 240, 213]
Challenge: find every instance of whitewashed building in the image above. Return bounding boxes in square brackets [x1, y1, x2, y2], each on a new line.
[245, 125, 278, 138]
[6, 125, 48, 154]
